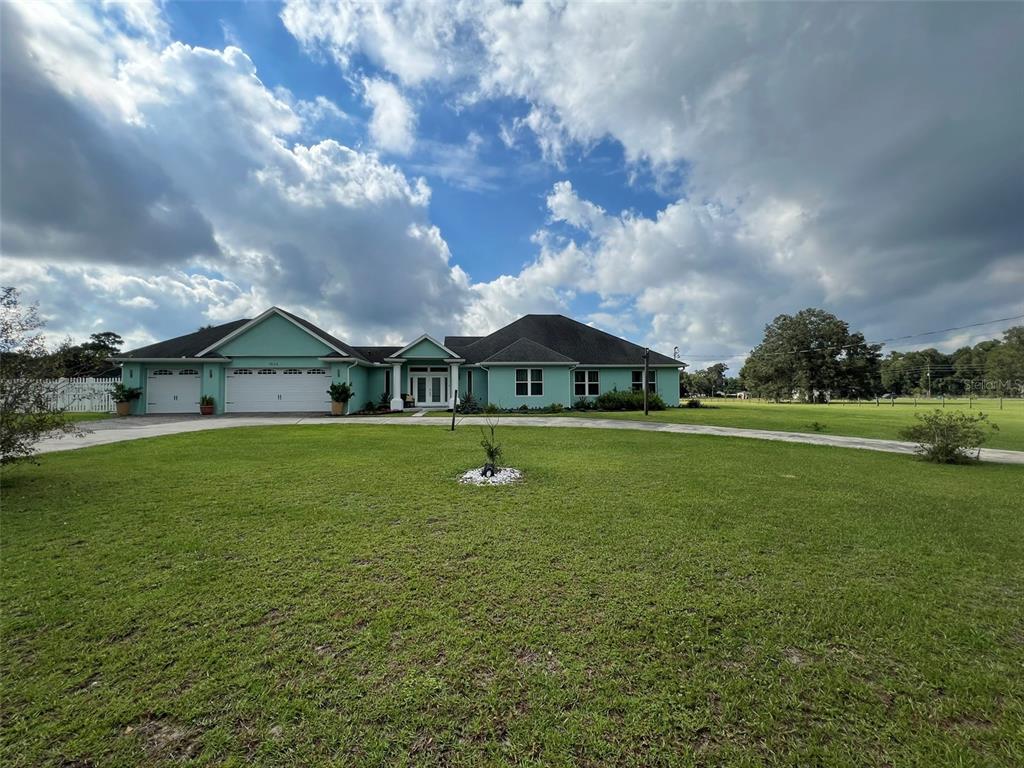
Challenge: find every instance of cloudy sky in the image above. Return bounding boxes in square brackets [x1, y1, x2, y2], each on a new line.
[2, 1, 1022, 365]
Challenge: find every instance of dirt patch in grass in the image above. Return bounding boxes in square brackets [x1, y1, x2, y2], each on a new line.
[127, 717, 201, 761]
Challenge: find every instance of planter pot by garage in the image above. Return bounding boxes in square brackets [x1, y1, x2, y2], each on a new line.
[115, 402, 131, 417]
[331, 401, 345, 416]
[199, 405, 214, 416]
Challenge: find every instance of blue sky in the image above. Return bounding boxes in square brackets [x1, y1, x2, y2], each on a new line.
[1, 1, 1021, 366]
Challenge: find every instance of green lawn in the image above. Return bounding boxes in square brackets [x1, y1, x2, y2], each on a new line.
[3, 426, 1022, 766]
[438, 398, 1024, 451]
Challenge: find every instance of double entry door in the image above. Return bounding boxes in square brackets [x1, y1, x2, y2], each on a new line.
[410, 367, 448, 406]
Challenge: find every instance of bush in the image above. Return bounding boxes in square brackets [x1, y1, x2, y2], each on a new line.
[684, 398, 703, 409]
[548, 402, 564, 413]
[483, 402, 500, 414]
[573, 397, 596, 411]
[111, 383, 142, 403]
[458, 393, 483, 414]
[327, 382, 354, 404]
[594, 389, 666, 411]
[898, 409, 998, 463]
[479, 419, 502, 468]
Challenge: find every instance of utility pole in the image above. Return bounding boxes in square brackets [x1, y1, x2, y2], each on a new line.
[643, 347, 650, 416]
[927, 363, 931, 399]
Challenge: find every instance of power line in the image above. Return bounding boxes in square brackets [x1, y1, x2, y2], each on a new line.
[678, 312, 1024, 363]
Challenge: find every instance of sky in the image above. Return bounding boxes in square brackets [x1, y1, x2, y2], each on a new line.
[1, 0, 1022, 368]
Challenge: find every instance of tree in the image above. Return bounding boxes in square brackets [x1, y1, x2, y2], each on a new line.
[740, 308, 881, 401]
[56, 331, 124, 377]
[0, 288, 78, 464]
[985, 326, 1024, 396]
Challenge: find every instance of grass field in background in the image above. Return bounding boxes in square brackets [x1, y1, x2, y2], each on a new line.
[435, 398, 1024, 451]
[3, 425, 1022, 766]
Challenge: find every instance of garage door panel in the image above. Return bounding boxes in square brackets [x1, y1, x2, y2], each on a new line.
[226, 368, 331, 413]
[147, 368, 201, 414]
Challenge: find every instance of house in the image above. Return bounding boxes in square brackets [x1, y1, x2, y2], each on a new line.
[110, 307, 682, 415]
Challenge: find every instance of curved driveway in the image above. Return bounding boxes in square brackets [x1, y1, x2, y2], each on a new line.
[33, 414, 1024, 465]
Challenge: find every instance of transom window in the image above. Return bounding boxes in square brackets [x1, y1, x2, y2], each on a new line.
[178, 369, 198, 375]
[257, 369, 278, 375]
[631, 369, 657, 394]
[574, 369, 599, 396]
[515, 368, 543, 397]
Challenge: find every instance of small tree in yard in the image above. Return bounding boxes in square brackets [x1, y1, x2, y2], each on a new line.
[898, 409, 998, 464]
[479, 418, 502, 474]
[0, 288, 78, 464]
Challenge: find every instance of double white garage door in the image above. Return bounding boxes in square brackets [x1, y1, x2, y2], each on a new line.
[225, 367, 331, 413]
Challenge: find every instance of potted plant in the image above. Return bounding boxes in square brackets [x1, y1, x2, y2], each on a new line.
[327, 382, 354, 416]
[199, 395, 215, 416]
[110, 383, 141, 416]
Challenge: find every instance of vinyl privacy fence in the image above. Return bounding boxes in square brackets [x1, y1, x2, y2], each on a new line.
[43, 377, 119, 413]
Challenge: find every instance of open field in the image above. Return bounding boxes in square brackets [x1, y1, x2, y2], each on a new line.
[435, 398, 1024, 451]
[3, 425, 1022, 766]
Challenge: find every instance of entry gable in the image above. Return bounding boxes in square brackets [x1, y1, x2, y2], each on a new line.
[387, 334, 460, 361]
[207, 309, 338, 357]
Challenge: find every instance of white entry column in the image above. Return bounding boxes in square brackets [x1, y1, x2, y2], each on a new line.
[448, 362, 460, 408]
[390, 362, 404, 411]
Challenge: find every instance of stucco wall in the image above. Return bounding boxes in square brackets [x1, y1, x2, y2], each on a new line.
[487, 366, 574, 408]
[216, 314, 333, 357]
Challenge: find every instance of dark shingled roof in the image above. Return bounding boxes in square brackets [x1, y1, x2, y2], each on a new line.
[444, 335, 482, 354]
[352, 346, 402, 364]
[458, 315, 679, 366]
[481, 338, 576, 364]
[117, 319, 251, 359]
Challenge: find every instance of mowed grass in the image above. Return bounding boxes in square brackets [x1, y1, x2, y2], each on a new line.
[438, 399, 1024, 451]
[2, 425, 1023, 766]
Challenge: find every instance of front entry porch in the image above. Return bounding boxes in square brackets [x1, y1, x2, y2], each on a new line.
[409, 366, 450, 408]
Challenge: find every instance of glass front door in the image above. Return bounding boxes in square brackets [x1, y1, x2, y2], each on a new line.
[412, 373, 448, 406]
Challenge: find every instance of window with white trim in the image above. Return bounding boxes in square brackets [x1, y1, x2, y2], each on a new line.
[233, 368, 253, 375]
[574, 369, 599, 396]
[257, 368, 277, 375]
[282, 368, 303, 374]
[515, 368, 543, 397]
[631, 369, 656, 393]
[151, 369, 174, 376]
[178, 369, 199, 376]
[305, 368, 326, 374]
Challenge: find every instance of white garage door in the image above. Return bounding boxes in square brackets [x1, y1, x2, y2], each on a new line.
[147, 368, 201, 414]
[226, 367, 332, 413]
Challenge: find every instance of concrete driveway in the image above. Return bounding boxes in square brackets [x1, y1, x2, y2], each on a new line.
[32, 414, 1024, 465]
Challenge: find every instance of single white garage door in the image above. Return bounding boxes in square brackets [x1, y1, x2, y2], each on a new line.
[147, 368, 201, 414]
[226, 367, 332, 413]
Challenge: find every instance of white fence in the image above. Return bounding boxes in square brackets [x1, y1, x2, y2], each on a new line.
[44, 377, 120, 413]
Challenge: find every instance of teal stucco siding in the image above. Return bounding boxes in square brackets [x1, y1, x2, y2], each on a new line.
[201, 363, 226, 414]
[572, 366, 680, 407]
[460, 367, 488, 404]
[486, 365, 574, 408]
[400, 338, 450, 359]
[216, 314, 333, 357]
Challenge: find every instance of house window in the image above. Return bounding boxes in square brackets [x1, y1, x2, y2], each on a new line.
[574, 369, 599, 396]
[515, 368, 543, 397]
[466, 370, 473, 396]
[631, 369, 657, 393]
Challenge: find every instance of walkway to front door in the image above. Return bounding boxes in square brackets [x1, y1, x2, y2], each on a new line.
[409, 367, 448, 407]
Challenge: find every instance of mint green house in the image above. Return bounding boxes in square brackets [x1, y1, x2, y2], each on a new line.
[112, 307, 681, 414]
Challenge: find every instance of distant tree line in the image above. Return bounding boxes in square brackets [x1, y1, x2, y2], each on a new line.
[684, 308, 1024, 401]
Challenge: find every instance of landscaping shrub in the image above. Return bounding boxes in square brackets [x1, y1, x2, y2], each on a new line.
[594, 389, 666, 411]
[548, 402, 564, 413]
[458, 394, 483, 414]
[684, 398, 703, 409]
[573, 397, 597, 411]
[479, 419, 502, 469]
[483, 402, 500, 414]
[898, 409, 998, 463]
